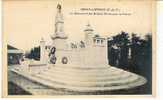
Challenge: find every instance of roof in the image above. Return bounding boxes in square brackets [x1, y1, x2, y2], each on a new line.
[7, 44, 24, 54]
[93, 37, 106, 40]
[7, 45, 18, 50]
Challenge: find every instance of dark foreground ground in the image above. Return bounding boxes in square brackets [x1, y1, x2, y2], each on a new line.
[8, 81, 151, 95]
[8, 82, 32, 95]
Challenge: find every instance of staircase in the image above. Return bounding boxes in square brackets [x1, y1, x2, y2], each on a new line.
[30, 64, 147, 92]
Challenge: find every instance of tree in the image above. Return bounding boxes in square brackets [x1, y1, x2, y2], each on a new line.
[26, 46, 40, 60]
[107, 32, 152, 94]
[108, 31, 130, 68]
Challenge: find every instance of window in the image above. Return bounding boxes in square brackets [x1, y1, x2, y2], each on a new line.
[97, 40, 100, 43]
[101, 40, 103, 44]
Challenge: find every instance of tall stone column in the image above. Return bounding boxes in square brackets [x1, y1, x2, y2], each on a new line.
[50, 4, 68, 64]
[51, 4, 68, 50]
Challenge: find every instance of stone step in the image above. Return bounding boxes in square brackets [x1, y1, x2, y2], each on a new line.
[40, 67, 132, 78]
[51, 64, 110, 69]
[40, 70, 132, 82]
[52, 66, 118, 72]
[37, 75, 146, 92]
[42, 66, 124, 76]
[48, 64, 116, 72]
[43, 68, 124, 77]
[34, 72, 139, 87]
[11, 68, 147, 92]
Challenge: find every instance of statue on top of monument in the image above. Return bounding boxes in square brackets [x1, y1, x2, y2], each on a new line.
[57, 4, 62, 12]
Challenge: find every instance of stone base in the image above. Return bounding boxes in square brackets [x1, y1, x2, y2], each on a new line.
[8, 64, 147, 95]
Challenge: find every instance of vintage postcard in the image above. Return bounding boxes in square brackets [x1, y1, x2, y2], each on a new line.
[2, 0, 156, 97]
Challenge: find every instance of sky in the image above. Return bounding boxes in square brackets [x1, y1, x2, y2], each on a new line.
[3, 0, 154, 51]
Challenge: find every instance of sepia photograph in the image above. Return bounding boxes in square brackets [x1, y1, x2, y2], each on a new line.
[2, 0, 156, 97]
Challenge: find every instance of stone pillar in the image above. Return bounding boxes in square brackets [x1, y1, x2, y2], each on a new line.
[40, 38, 46, 64]
[84, 23, 94, 47]
[105, 38, 109, 65]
